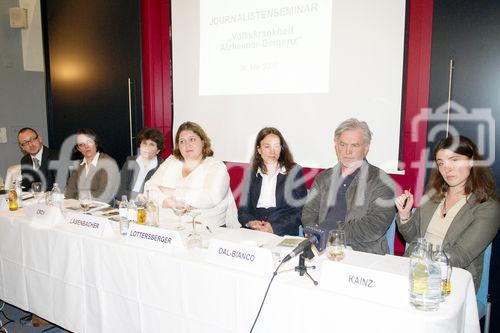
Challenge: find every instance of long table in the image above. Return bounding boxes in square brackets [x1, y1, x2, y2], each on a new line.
[0, 207, 480, 333]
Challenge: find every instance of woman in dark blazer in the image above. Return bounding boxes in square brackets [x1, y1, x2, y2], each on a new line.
[396, 136, 500, 290]
[238, 127, 308, 236]
[116, 128, 165, 201]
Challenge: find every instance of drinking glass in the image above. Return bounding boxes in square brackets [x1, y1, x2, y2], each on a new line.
[171, 198, 187, 230]
[187, 210, 202, 247]
[31, 182, 43, 202]
[145, 190, 159, 227]
[79, 190, 92, 213]
[327, 229, 346, 261]
[136, 194, 147, 225]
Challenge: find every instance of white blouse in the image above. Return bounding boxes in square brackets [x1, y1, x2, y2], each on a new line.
[256, 167, 286, 209]
[132, 155, 158, 193]
[425, 195, 468, 246]
[144, 156, 238, 228]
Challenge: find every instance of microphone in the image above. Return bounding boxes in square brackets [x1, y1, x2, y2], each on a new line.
[304, 225, 328, 252]
[282, 236, 318, 263]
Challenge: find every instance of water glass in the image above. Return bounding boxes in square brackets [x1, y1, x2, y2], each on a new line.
[327, 230, 346, 261]
[187, 210, 202, 248]
[79, 190, 92, 212]
[171, 197, 187, 230]
[31, 182, 43, 202]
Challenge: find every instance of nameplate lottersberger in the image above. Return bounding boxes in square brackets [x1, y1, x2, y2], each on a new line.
[126, 223, 185, 251]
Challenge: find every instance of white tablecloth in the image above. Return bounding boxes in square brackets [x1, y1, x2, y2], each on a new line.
[0, 208, 480, 333]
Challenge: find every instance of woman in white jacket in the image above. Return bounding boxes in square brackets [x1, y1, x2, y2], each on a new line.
[144, 121, 238, 228]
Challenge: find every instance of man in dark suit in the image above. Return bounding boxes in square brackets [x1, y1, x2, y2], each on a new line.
[17, 127, 59, 192]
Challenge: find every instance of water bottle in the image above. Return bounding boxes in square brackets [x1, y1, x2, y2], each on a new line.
[119, 195, 129, 235]
[127, 199, 138, 225]
[433, 244, 451, 300]
[409, 237, 426, 259]
[409, 240, 441, 311]
[119, 195, 129, 219]
[15, 177, 23, 208]
[50, 183, 64, 207]
[8, 182, 19, 211]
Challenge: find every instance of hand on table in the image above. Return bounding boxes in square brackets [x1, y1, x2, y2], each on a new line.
[247, 220, 273, 233]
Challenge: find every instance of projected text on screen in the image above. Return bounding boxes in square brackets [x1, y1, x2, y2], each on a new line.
[199, 0, 332, 95]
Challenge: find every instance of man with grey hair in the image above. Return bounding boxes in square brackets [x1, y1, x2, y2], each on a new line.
[302, 118, 395, 254]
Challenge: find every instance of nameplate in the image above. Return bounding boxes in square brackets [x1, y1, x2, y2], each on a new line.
[319, 251, 409, 308]
[207, 239, 274, 276]
[126, 223, 184, 252]
[27, 204, 64, 228]
[64, 212, 108, 237]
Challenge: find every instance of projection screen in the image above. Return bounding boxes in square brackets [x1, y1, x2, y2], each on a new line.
[171, 0, 407, 172]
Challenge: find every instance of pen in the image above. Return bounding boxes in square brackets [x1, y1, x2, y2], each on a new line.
[402, 189, 410, 209]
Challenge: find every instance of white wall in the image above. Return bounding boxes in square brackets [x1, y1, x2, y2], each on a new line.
[0, 0, 47, 179]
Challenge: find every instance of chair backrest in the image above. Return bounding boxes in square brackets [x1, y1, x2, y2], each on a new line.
[386, 215, 397, 255]
[476, 243, 492, 319]
[4, 164, 21, 188]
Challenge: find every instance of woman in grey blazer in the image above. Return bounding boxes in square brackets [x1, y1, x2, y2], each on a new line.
[65, 128, 120, 204]
[395, 136, 500, 290]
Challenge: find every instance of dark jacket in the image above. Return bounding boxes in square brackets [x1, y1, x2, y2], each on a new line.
[20, 146, 59, 192]
[302, 161, 396, 255]
[238, 164, 307, 236]
[116, 155, 163, 201]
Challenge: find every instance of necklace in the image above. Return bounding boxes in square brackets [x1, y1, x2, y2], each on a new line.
[442, 191, 467, 218]
[442, 196, 447, 218]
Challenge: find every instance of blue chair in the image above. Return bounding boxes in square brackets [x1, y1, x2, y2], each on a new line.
[477, 243, 492, 333]
[386, 215, 397, 255]
[298, 225, 304, 237]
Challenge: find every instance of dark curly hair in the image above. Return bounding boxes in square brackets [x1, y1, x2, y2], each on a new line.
[137, 127, 165, 152]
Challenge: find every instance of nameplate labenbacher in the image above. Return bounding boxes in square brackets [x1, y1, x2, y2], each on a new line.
[64, 211, 108, 237]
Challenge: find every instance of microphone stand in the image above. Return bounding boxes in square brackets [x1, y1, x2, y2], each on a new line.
[294, 246, 318, 285]
[279, 245, 318, 286]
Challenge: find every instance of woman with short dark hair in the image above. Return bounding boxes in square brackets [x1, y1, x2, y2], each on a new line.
[65, 128, 120, 203]
[116, 127, 165, 201]
[396, 135, 500, 290]
[238, 127, 307, 236]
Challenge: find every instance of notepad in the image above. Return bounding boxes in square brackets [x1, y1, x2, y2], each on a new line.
[277, 237, 304, 248]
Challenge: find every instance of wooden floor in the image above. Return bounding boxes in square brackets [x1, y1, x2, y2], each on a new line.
[0, 301, 69, 333]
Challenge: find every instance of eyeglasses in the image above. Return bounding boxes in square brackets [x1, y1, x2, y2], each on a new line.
[76, 139, 95, 148]
[19, 135, 39, 147]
